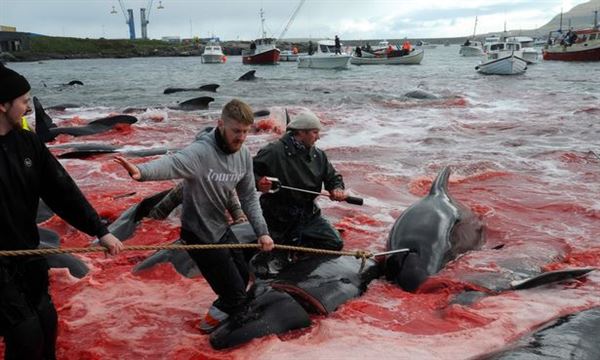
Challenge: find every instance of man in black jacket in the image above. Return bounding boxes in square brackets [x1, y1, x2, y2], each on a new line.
[253, 111, 347, 274]
[0, 64, 123, 360]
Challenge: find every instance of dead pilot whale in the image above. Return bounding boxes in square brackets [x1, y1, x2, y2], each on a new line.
[385, 166, 485, 292]
[34, 97, 137, 143]
[163, 83, 219, 94]
[384, 166, 595, 294]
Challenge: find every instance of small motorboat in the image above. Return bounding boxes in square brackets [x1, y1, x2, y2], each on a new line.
[476, 42, 527, 75]
[297, 40, 351, 69]
[201, 39, 225, 64]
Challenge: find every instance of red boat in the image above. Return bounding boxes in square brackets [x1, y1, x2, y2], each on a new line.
[242, 9, 280, 65]
[543, 12, 600, 61]
[242, 38, 280, 65]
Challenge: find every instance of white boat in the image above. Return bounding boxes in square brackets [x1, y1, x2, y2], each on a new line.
[280, 49, 305, 62]
[201, 40, 225, 64]
[297, 40, 351, 69]
[351, 48, 424, 65]
[460, 17, 484, 57]
[505, 36, 539, 64]
[476, 42, 527, 75]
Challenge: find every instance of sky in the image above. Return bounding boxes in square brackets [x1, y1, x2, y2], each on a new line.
[0, 0, 591, 41]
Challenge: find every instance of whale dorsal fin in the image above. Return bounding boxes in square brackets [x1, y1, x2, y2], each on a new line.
[429, 166, 451, 196]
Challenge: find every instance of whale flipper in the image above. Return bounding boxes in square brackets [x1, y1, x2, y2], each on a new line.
[108, 189, 173, 241]
[132, 239, 200, 278]
[510, 267, 595, 290]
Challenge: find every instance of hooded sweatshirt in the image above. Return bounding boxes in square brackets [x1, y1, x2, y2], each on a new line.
[137, 128, 268, 243]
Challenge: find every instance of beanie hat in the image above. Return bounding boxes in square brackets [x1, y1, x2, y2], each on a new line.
[286, 110, 322, 130]
[0, 63, 31, 103]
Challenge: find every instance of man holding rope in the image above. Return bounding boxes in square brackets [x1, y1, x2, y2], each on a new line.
[0, 64, 123, 360]
[114, 99, 274, 334]
[253, 110, 347, 276]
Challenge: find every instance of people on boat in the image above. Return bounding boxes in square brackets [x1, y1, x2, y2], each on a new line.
[387, 44, 394, 55]
[113, 99, 274, 334]
[334, 35, 341, 55]
[365, 43, 372, 53]
[402, 39, 412, 55]
[355, 46, 362, 57]
[464, 39, 471, 46]
[250, 41, 256, 51]
[253, 110, 348, 276]
[308, 40, 314, 55]
[292, 46, 298, 54]
[0, 63, 123, 360]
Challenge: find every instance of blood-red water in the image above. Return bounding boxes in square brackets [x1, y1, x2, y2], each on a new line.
[3, 55, 599, 359]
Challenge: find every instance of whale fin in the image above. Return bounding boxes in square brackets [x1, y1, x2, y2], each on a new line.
[253, 109, 270, 118]
[237, 70, 256, 81]
[510, 268, 595, 290]
[47, 104, 81, 111]
[429, 166, 451, 196]
[164, 83, 220, 94]
[108, 188, 173, 241]
[175, 96, 215, 110]
[33, 97, 57, 142]
[88, 115, 137, 127]
[199, 83, 219, 92]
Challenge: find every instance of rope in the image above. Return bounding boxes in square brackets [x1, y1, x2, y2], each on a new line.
[0, 244, 373, 270]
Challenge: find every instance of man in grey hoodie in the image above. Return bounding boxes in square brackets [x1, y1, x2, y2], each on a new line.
[114, 99, 274, 333]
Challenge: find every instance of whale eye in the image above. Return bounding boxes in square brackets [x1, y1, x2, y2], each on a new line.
[340, 278, 351, 284]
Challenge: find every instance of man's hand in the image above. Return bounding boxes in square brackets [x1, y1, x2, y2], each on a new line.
[258, 235, 274, 251]
[98, 233, 124, 255]
[114, 156, 141, 180]
[329, 188, 346, 202]
[257, 176, 273, 193]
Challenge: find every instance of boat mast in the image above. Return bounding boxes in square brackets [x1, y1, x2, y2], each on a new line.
[260, 8, 267, 38]
[472, 16, 478, 38]
[594, 10, 598, 30]
[559, 8, 563, 32]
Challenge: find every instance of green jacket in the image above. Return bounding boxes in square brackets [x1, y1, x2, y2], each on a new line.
[253, 132, 344, 220]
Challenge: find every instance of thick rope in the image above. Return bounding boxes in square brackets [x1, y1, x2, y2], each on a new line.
[0, 244, 373, 270]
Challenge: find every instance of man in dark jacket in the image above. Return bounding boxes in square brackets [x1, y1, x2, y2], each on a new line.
[0, 64, 123, 360]
[253, 111, 347, 274]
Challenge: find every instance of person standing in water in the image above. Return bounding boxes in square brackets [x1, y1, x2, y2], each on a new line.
[0, 64, 123, 360]
[113, 99, 274, 334]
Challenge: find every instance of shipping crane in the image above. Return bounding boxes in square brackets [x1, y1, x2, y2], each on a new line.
[111, 0, 163, 40]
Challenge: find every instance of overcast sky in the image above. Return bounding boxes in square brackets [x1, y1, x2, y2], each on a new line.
[0, 0, 590, 41]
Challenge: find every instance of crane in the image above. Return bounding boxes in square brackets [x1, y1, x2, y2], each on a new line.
[114, 0, 136, 40]
[111, 0, 163, 40]
[278, 0, 306, 41]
